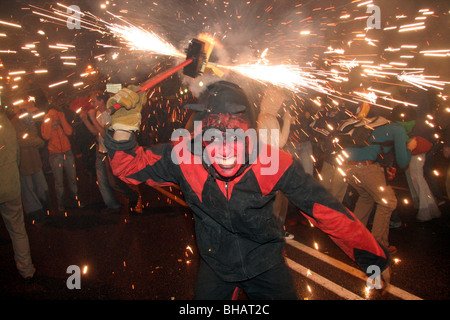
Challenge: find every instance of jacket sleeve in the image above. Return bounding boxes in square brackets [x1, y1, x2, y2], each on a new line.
[391, 124, 411, 169]
[18, 134, 44, 149]
[103, 130, 179, 187]
[41, 118, 51, 141]
[12, 119, 44, 148]
[59, 112, 73, 136]
[278, 159, 390, 275]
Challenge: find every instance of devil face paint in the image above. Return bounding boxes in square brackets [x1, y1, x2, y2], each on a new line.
[200, 113, 253, 178]
[203, 129, 247, 178]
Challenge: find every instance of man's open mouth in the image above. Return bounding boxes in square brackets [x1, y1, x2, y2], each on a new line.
[216, 156, 237, 169]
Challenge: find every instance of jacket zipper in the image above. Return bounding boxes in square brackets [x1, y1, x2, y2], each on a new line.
[225, 181, 248, 278]
[225, 181, 229, 200]
[225, 182, 231, 229]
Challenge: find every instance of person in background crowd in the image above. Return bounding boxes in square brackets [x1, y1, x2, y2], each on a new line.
[41, 102, 82, 212]
[404, 89, 446, 205]
[11, 101, 50, 224]
[440, 102, 450, 201]
[80, 91, 142, 214]
[0, 110, 36, 280]
[310, 106, 350, 203]
[390, 105, 441, 222]
[444, 127, 450, 201]
[283, 98, 315, 176]
[342, 112, 417, 254]
[257, 86, 293, 239]
[69, 98, 97, 181]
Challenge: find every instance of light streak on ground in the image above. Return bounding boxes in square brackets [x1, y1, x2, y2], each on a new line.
[285, 257, 365, 300]
[286, 239, 423, 300]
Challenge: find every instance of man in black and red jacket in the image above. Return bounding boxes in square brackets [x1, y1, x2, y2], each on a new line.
[104, 81, 390, 299]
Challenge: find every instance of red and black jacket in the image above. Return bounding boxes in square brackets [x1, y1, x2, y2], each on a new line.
[104, 131, 389, 282]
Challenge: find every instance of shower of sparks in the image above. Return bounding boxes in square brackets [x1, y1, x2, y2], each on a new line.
[24, 1, 449, 110]
[106, 23, 185, 58]
[397, 73, 450, 91]
[221, 61, 332, 96]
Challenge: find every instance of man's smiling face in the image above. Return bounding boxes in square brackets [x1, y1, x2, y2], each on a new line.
[203, 129, 246, 178]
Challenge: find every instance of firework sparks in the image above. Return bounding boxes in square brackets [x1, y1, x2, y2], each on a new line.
[106, 22, 184, 58]
[48, 80, 68, 88]
[397, 73, 450, 91]
[26, 0, 449, 114]
[221, 62, 330, 95]
[0, 20, 21, 28]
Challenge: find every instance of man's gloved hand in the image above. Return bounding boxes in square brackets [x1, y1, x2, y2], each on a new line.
[107, 85, 146, 131]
